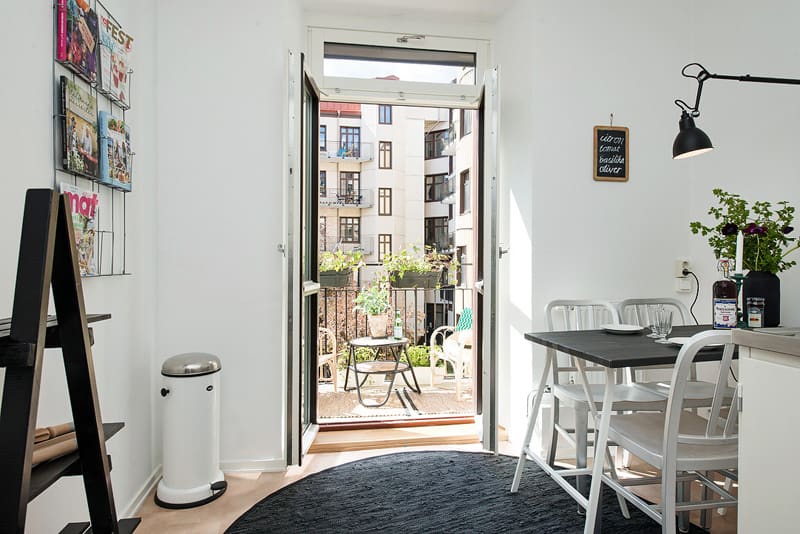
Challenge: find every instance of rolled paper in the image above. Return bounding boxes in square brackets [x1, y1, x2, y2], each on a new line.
[32, 432, 77, 465]
[45, 422, 75, 439]
[34, 428, 50, 443]
[735, 231, 744, 274]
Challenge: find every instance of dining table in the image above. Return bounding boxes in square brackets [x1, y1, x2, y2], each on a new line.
[511, 324, 725, 533]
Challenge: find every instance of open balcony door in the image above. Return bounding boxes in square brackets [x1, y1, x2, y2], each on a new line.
[476, 66, 499, 452]
[286, 51, 321, 467]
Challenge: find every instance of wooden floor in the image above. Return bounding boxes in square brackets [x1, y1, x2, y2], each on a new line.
[134, 428, 736, 533]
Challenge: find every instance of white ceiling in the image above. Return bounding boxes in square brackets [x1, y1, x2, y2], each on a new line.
[300, 0, 517, 23]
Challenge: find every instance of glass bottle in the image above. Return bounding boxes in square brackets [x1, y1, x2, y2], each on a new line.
[393, 309, 403, 339]
[712, 259, 738, 329]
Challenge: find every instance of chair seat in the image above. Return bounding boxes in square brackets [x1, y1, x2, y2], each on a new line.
[551, 383, 667, 411]
[609, 412, 738, 472]
[636, 380, 735, 408]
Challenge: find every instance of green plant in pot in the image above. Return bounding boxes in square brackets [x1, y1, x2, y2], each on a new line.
[690, 189, 798, 326]
[353, 281, 390, 338]
[319, 250, 364, 287]
[382, 245, 459, 288]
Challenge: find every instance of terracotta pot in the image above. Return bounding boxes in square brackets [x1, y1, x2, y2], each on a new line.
[367, 314, 388, 338]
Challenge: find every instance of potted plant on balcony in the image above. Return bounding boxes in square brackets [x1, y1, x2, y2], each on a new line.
[353, 281, 390, 338]
[382, 245, 458, 289]
[690, 188, 798, 326]
[319, 250, 364, 288]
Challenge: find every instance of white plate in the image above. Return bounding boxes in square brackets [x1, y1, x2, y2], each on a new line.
[600, 324, 644, 334]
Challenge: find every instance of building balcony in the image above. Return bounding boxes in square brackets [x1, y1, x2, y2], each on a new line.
[319, 188, 373, 208]
[320, 141, 374, 162]
[440, 174, 457, 205]
[319, 234, 375, 255]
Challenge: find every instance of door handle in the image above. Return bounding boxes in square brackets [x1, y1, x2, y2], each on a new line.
[499, 246, 509, 259]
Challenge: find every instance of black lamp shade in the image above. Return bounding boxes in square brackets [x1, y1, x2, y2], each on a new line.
[672, 111, 713, 159]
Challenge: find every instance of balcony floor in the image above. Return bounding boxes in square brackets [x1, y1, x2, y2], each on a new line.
[317, 377, 474, 423]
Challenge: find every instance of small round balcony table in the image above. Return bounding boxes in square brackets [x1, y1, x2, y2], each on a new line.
[343, 336, 421, 407]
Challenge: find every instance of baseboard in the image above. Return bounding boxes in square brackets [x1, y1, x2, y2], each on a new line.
[220, 457, 286, 473]
[122, 465, 161, 517]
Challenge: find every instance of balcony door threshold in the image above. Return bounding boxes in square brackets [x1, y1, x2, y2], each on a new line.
[309, 419, 479, 453]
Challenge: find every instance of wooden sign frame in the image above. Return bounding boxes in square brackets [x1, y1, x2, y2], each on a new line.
[593, 125, 629, 182]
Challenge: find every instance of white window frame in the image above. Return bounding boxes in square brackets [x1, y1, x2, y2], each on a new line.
[308, 27, 489, 108]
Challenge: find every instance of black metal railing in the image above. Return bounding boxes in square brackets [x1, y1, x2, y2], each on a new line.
[318, 286, 473, 352]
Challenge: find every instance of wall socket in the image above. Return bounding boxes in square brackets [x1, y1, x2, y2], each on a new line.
[674, 258, 690, 278]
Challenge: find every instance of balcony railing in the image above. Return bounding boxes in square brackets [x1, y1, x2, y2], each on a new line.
[320, 141, 374, 162]
[318, 286, 473, 351]
[319, 188, 373, 208]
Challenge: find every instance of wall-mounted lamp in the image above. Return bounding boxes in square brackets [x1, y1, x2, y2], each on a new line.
[673, 63, 800, 159]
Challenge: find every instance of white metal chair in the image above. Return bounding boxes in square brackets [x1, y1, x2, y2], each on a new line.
[616, 298, 735, 409]
[430, 308, 473, 398]
[597, 329, 738, 533]
[543, 300, 667, 500]
[318, 326, 338, 391]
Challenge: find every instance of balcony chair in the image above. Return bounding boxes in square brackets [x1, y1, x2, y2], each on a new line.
[596, 329, 738, 533]
[429, 308, 473, 398]
[318, 326, 338, 391]
[541, 300, 667, 501]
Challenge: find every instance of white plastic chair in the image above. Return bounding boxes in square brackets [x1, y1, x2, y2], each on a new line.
[597, 329, 738, 533]
[318, 326, 338, 391]
[544, 300, 667, 500]
[429, 308, 472, 398]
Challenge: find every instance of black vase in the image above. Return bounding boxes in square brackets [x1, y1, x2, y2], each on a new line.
[743, 271, 780, 327]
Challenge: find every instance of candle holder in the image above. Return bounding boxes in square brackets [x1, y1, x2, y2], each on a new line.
[730, 272, 748, 328]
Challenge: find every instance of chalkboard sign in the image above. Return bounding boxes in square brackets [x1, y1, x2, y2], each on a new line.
[593, 126, 629, 182]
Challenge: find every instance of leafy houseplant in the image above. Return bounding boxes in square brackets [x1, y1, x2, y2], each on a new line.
[319, 250, 364, 287]
[690, 189, 798, 274]
[690, 189, 798, 326]
[382, 245, 459, 288]
[353, 282, 390, 338]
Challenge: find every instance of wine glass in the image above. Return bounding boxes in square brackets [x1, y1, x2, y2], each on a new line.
[653, 309, 673, 344]
[646, 305, 663, 338]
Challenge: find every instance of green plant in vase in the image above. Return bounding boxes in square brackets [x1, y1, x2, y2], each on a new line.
[353, 282, 390, 338]
[319, 250, 364, 287]
[690, 188, 798, 326]
[382, 245, 459, 288]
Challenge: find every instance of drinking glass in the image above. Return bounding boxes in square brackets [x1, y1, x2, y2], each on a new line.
[653, 309, 673, 343]
[646, 305, 663, 338]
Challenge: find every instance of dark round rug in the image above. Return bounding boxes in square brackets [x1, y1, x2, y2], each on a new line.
[226, 451, 706, 533]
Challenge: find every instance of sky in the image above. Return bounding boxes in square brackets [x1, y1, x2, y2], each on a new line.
[325, 59, 473, 84]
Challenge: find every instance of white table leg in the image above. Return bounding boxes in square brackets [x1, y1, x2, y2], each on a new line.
[511, 350, 552, 492]
[584, 368, 615, 534]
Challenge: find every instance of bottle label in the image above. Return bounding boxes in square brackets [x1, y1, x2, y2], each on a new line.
[713, 298, 738, 329]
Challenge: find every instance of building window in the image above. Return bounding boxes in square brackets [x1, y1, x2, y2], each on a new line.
[456, 246, 466, 286]
[378, 187, 392, 216]
[319, 170, 327, 197]
[424, 129, 450, 159]
[379, 141, 392, 169]
[425, 217, 449, 251]
[460, 169, 471, 214]
[339, 217, 360, 243]
[460, 109, 472, 137]
[379, 105, 392, 124]
[339, 171, 360, 202]
[319, 216, 328, 250]
[340, 126, 360, 158]
[425, 174, 448, 202]
[320, 125, 327, 151]
[378, 234, 392, 261]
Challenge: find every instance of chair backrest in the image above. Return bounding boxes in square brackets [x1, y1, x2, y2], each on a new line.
[318, 326, 337, 360]
[545, 300, 619, 383]
[663, 330, 738, 458]
[616, 298, 691, 328]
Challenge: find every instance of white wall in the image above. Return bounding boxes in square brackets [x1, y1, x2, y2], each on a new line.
[155, 0, 304, 470]
[0, 1, 159, 531]
[494, 0, 696, 444]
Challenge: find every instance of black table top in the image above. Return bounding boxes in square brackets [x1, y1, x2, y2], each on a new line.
[524, 324, 728, 368]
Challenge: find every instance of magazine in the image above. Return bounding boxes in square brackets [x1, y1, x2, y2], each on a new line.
[56, 0, 67, 60]
[98, 6, 133, 106]
[59, 183, 99, 276]
[61, 76, 98, 178]
[65, 0, 98, 83]
[98, 111, 132, 190]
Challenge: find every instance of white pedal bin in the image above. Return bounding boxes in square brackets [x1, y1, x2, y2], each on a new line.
[156, 353, 226, 508]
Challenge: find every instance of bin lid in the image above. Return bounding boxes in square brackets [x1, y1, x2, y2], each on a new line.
[162, 353, 221, 377]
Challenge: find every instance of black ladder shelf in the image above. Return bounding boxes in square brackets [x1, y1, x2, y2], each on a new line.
[0, 189, 140, 533]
